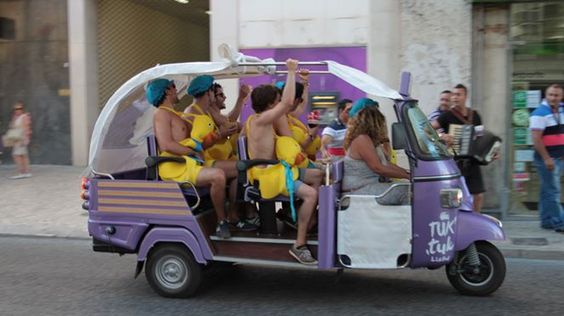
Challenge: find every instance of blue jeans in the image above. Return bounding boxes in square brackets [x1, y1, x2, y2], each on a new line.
[534, 155, 564, 229]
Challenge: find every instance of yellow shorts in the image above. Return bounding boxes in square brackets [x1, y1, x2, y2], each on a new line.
[248, 164, 300, 199]
[158, 156, 203, 184]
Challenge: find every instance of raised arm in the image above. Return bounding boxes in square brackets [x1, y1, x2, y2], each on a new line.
[228, 84, 252, 122]
[290, 69, 309, 118]
[254, 59, 297, 126]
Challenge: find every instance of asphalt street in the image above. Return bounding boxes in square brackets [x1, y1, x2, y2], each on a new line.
[1, 236, 563, 316]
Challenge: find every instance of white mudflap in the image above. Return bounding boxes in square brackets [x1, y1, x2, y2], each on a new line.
[337, 195, 412, 269]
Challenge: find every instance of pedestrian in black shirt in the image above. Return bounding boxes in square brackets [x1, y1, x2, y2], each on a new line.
[432, 84, 486, 212]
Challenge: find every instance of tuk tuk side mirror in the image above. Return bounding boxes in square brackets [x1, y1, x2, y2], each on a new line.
[392, 122, 408, 150]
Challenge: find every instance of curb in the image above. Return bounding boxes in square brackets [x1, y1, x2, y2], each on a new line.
[0, 233, 90, 241]
[498, 247, 564, 261]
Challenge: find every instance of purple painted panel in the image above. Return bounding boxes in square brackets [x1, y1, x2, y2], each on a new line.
[410, 178, 462, 268]
[239, 47, 367, 123]
[88, 220, 148, 250]
[455, 212, 505, 251]
[137, 227, 208, 264]
[318, 184, 337, 269]
[414, 159, 460, 178]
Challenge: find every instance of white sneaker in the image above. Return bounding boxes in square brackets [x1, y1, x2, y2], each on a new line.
[22, 173, 32, 178]
[9, 174, 26, 180]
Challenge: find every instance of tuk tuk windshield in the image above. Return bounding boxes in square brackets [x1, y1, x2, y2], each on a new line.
[405, 102, 451, 160]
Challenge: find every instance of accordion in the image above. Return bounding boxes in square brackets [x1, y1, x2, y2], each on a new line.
[448, 124, 502, 165]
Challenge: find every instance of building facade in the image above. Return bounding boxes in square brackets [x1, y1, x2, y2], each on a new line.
[0, 0, 562, 217]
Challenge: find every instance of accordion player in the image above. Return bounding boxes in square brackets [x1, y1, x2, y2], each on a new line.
[448, 124, 502, 165]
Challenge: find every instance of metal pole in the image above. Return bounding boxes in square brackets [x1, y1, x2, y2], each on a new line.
[237, 61, 328, 67]
[274, 70, 331, 74]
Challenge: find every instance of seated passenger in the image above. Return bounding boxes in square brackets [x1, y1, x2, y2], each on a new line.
[320, 98, 353, 159]
[245, 59, 320, 265]
[184, 75, 257, 232]
[147, 79, 231, 238]
[273, 70, 322, 167]
[209, 82, 260, 225]
[341, 98, 410, 205]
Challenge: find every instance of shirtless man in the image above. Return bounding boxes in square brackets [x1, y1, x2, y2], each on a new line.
[184, 75, 257, 231]
[247, 59, 320, 265]
[274, 70, 321, 158]
[147, 78, 231, 238]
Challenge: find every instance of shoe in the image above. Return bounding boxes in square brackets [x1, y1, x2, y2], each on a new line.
[215, 220, 231, 239]
[231, 219, 258, 232]
[277, 208, 297, 230]
[9, 174, 26, 180]
[246, 215, 261, 227]
[22, 173, 32, 178]
[289, 244, 318, 265]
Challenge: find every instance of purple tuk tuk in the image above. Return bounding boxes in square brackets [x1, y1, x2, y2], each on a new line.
[82, 46, 506, 298]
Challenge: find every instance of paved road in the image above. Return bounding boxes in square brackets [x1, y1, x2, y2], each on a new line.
[1, 236, 563, 316]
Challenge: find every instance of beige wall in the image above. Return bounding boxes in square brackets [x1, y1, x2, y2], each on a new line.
[97, 0, 209, 107]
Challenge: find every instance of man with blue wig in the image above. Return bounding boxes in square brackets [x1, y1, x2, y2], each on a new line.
[184, 75, 258, 232]
[148, 78, 232, 238]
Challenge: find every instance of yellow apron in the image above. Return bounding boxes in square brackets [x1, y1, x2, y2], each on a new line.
[188, 103, 236, 166]
[287, 115, 321, 166]
[245, 115, 302, 199]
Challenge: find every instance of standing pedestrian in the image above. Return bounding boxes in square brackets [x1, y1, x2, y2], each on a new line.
[530, 84, 564, 233]
[427, 90, 451, 133]
[7, 102, 32, 179]
[432, 84, 496, 212]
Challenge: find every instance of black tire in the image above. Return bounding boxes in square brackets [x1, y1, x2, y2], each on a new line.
[445, 241, 506, 296]
[145, 244, 203, 298]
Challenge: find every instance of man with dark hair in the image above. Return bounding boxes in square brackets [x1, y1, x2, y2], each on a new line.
[185, 75, 257, 231]
[148, 78, 231, 238]
[530, 84, 564, 233]
[428, 90, 452, 132]
[245, 59, 320, 265]
[321, 98, 353, 158]
[432, 84, 490, 212]
[274, 70, 323, 165]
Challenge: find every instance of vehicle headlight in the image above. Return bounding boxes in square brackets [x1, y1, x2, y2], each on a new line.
[440, 188, 463, 209]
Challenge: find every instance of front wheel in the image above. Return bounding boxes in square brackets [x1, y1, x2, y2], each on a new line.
[145, 244, 203, 298]
[445, 241, 506, 296]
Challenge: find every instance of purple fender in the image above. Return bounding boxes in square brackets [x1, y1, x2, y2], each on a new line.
[455, 211, 505, 251]
[138, 227, 208, 264]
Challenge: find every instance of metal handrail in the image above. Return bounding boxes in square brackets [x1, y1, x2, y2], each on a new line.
[237, 61, 328, 67]
[91, 168, 115, 180]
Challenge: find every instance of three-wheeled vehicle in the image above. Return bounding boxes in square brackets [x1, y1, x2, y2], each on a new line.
[82, 45, 506, 298]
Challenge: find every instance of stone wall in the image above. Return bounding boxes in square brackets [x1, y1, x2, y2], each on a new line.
[0, 0, 71, 164]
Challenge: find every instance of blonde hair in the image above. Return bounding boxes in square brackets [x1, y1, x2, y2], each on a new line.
[344, 105, 389, 150]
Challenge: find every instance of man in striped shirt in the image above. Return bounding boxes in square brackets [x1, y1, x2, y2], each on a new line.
[530, 84, 564, 233]
[427, 90, 452, 132]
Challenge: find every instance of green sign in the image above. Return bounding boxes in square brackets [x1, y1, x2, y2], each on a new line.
[513, 127, 529, 145]
[512, 91, 527, 108]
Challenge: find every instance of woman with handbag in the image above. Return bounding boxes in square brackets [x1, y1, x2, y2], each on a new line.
[4, 102, 32, 179]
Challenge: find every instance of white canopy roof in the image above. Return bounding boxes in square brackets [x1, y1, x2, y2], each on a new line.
[87, 45, 402, 175]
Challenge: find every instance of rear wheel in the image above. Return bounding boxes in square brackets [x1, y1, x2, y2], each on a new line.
[145, 244, 202, 298]
[446, 241, 505, 296]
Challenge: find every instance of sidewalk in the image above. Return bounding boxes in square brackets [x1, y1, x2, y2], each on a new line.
[1, 164, 563, 260]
